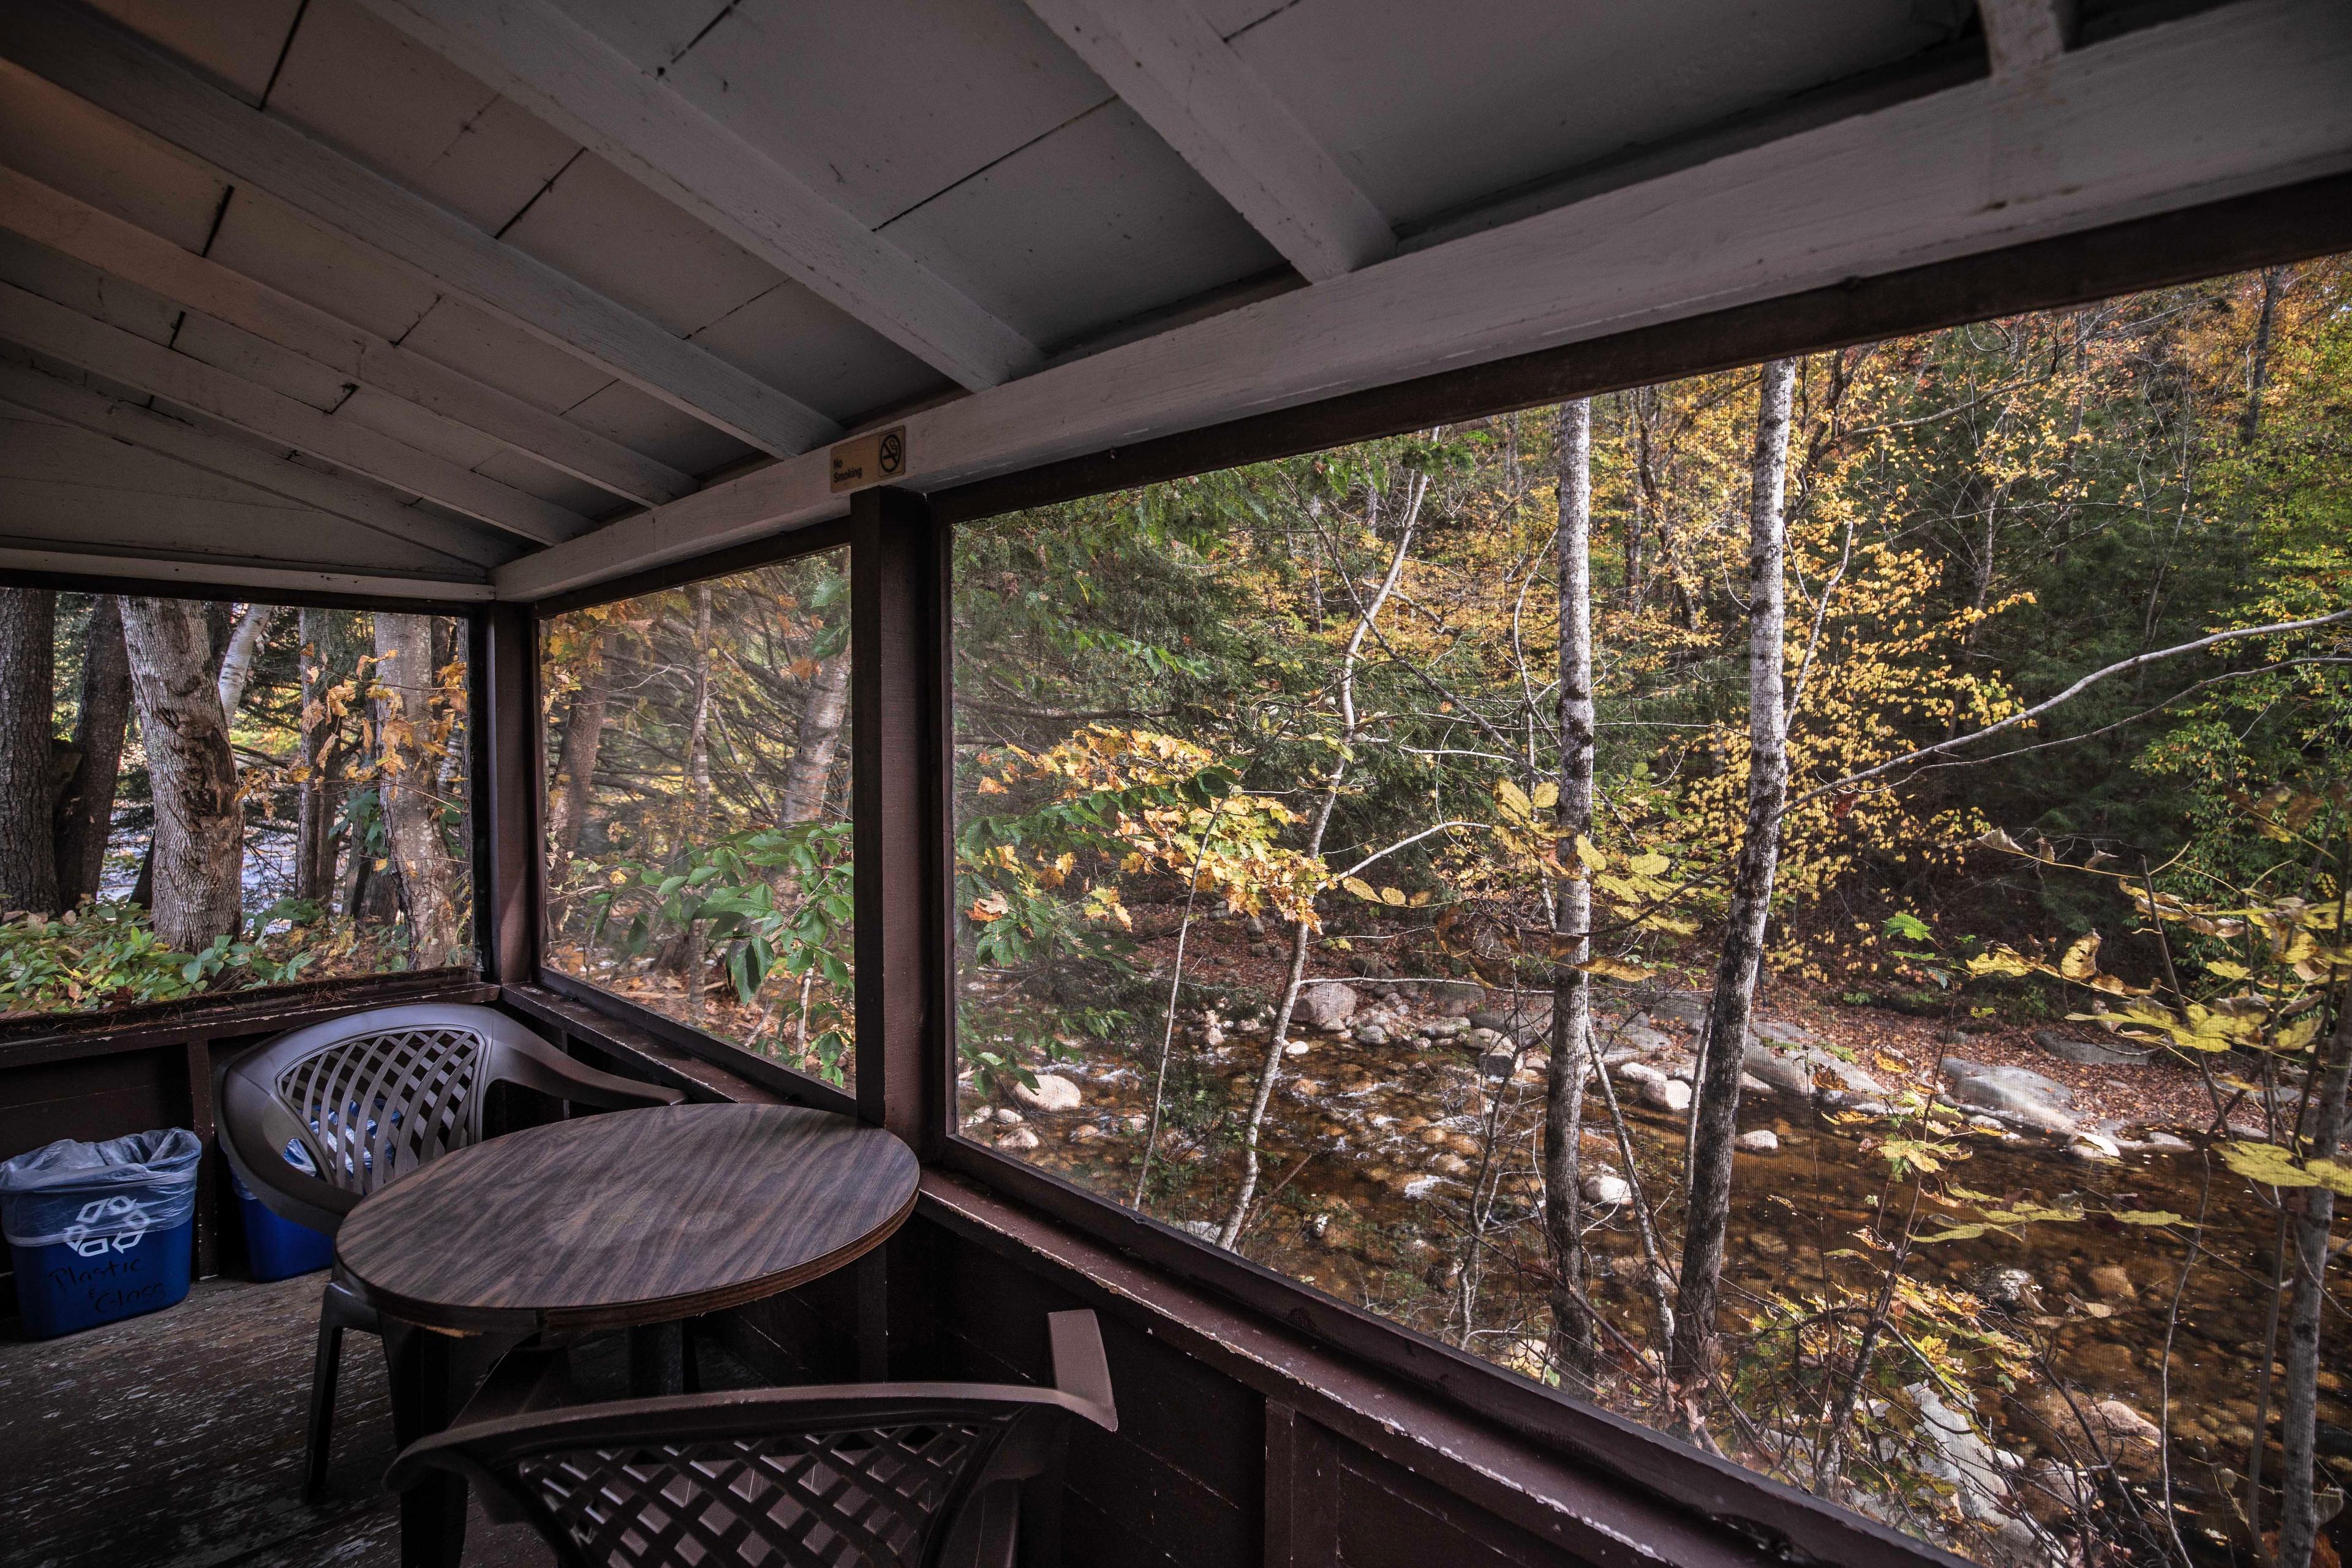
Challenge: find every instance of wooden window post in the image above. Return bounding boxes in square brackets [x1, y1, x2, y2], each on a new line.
[471, 603, 539, 987]
[850, 486, 946, 1155]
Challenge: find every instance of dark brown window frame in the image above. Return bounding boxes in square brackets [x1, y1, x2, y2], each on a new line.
[518, 517, 862, 1118]
[910, 170, 2352, 1568]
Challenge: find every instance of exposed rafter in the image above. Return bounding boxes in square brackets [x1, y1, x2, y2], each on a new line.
[0, 280, 589, 545]
[0, 166, 696, 509]
[1978, 0, 2075, 75]
[0, 0, 841, 458]
[1022, 0, 1394, 282]
[0, 541, 492, 598]
[352, 0, 1043, 392]
[0, 358, 508, 567]
[499, 0, 2352, 601]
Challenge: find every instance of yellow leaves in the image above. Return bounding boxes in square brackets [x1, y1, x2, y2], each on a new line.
[1082, 883, 1133, 931]
[2057, 933, 2103, 982]
[968, 891, 1011, 924]
[1625, 850, 1670, 876]
[1494, 778, 1534, 822]
[975, 775, 1009, 796]
[2220, 1140, 2352, 1195]
[1575, 955, 1655, 982]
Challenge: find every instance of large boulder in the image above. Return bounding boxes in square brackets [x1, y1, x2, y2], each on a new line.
[1940, 1057, 2074, 1106]
[1011, 1073, 1082, 1113]
[1297, 981, 1360, 1032]
[2030, 1029, 2150, 1066]
[1741, 1042, 1887, 1100]
[1641, 1076, 1693, 1114]
[1945, 1072, 2077, 1136]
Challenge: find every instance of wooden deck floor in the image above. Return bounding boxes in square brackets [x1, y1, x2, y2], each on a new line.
[0, 1275, 554, 1568]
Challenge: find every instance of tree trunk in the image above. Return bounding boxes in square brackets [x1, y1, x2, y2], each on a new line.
[682, 586, 714, 1022]
[546, 628, 614, 863]
[2241, 266, 2286, 446]
[214, 603, 277, 727]
[781, 652, 852, 823]
[293, 608, 337, 905]
[372, 613, 460, 968]
[119, 597, 243, 951]
[1670, 358, 1797, 1394]
[1545, 398, 1599, 1387]
[54, 595, 131, 907]
[0, 587, 59, 914]
[1219, 469, 1428, 1248]
[2276, 995, 2351, 1568]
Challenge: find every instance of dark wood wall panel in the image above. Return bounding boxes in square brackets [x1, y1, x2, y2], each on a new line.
[1334, 1431, 1566, 1568]
[0, 1048, 186, 1157]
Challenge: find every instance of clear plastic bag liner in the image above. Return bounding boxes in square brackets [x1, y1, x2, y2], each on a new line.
[0, 1128, 202, 1252]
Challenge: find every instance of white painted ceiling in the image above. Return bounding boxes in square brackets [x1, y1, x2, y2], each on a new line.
[0, 0, 2321, 596]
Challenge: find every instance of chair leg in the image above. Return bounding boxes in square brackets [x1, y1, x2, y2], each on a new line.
[304, 1306, 343, 1502]
[305, 1280, 379, 1503]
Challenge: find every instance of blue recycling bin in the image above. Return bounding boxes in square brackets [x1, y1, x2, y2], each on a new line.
[1, 1129, 200, 1339]
[230, 1147, 336, 1281]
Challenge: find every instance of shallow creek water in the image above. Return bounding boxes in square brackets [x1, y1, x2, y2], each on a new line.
[964, 1000, 2351, 1562]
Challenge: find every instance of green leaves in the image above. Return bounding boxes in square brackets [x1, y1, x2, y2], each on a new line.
[2220, 1139, 2352, 1194]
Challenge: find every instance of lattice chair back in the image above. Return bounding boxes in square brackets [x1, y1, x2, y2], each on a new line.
[219, 1003, 686, 1235]
[390, 1312, 1120, 1568]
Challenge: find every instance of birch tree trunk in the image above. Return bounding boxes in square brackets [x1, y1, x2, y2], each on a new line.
[2241, 266, 2286, 446]
[120, 597, 242, 951]
[55, 594, 131, 908]
[1670, 358, 1797, 1392]
[0, 587, 59, 914]
[781, 653, 852, 823]
[214, 603, 277, 726]
[546, 628, 614, 864]
[683, 586, 714, 1022]
[1544, 398, 1599, 1385]
[372, 613, 460, 969]
[1218, 469, 1428, 1248]
[2276, 995, 2351, 1568]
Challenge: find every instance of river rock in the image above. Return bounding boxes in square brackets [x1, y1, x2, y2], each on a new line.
[1646, 993, 1709, 1025]
[1904, 1382, 2017, 1523]
[1478, 1051, 1517, 1080]
[1750, 1017, 1821, 1049]
[1581, 1172, 1633, 1205]
[1401, 1174, 1445, 1200]
[1068, 1123, 1107, 1145]
[1012, 1073, 1082, 1112]
[993, 1106, 1024, 1125]
[1985, 1268, 2046, 1313]
[1734, 1129, 1780, 1154]
[1616, 1060, 1665, 1089]
[1742, 1042, 1885, 1099]
[1945, 1074, 2078, 1136]
[1298, 981, 1360, 1031]
[1940, 1057, 2073, 1105]
[2068, 1129, 2124, 1162]
[2030, 1028, 2150, 1066]
[1642, 1076, 1693, 1114]
[1612, 1021, 1674, 1055]
[2087, 1264, 2136, 1301]
[1354, 1022, 1389, 1046]
[997, 1125, 1041, 1152]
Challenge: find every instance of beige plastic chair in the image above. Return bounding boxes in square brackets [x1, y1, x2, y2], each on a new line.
[216, 1002, 684, 1498]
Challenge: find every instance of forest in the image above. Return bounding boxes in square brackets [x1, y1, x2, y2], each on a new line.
[947, 260, 2351, 1568]
[0, 593, 470, 1012]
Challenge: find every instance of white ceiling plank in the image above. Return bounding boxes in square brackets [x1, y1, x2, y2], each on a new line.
[0, 356, 509, 567]
[0, 278, 589, 543]
[498, 0, 2352, 601]
[351, 0, 1044, 392]
[0, 541, 491, 598]
[1979, 0, 2074, 75]
[0, 0, 841, 458]
[0, 165, 698, 506]
[1021, 0, 1393, 282]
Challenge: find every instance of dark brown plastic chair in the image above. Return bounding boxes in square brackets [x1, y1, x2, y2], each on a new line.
[216, 1001, 685, 1499]
[387, 1309, 1120, 1568]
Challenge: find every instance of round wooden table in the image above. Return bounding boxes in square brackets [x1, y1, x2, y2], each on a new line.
[338, 1102, 919, 1334]
[337, 1102, 918, 1568]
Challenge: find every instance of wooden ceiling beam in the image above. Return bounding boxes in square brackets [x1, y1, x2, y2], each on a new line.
[497, 0, 2352, 601]
[0, 541, 492, 599]
[0, 279, 589, 545]
[353, 0, 1043, 392]
[1978, 0, 2075, 76]
[1022, 0, 1394, 282]
[0, 0, 840, 458]
[0, 358, 510, 568]
[0, 165, 697, 509]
